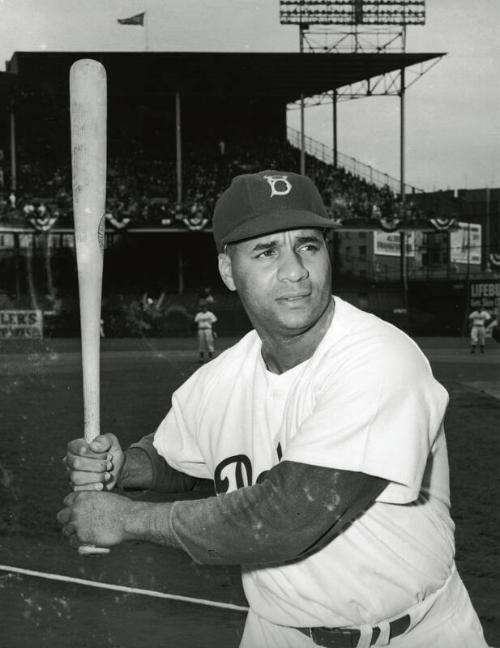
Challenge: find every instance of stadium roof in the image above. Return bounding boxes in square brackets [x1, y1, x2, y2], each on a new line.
[5, 51, 444, 101]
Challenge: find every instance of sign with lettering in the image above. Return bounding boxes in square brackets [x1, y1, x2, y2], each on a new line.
[469, 281, 500, 311]
[469, 279, 500, 312]
[373, 231, 415, 257]
[450, 222, 481, 265]
[0, 310, 43, 339]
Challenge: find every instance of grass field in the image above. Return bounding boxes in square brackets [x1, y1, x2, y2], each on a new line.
[0, 336, 499, 647]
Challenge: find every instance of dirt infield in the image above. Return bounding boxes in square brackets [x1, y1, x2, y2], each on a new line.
[1, 337, 499, 647]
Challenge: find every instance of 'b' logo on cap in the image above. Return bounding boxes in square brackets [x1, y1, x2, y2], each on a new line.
[263, 175, 292, 198]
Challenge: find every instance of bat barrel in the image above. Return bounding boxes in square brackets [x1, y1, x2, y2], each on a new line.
[70, 59, 107, 444]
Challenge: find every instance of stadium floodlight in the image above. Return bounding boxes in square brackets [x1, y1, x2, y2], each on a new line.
[279, 0, 425, 26]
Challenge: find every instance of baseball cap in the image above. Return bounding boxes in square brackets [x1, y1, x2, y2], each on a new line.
[212, 170, 336, 252]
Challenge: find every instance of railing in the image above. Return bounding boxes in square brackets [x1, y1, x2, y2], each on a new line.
[287, 126, 423, 196]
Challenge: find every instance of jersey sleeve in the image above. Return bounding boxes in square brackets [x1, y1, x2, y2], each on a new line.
[169, 461, 387, 565]
[153, 372, 212, 480]
[283, 336, 449, 504]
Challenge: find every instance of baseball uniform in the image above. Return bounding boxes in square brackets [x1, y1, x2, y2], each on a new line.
[152, 296, 487, 647]
[194, 309, 217, 357]
[469, 309, 491, 351]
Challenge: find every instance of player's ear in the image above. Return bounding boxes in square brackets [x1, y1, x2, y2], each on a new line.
[218, 252, 236, 292]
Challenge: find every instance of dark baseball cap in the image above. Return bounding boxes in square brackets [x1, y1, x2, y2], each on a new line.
[212, 170, 336, 252]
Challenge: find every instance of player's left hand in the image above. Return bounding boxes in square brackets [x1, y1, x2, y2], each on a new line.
[57, 491, 132, 549]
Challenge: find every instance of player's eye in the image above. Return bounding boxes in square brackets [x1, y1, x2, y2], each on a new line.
[255, 248, 277, 259]
[297, 242, 319, 254]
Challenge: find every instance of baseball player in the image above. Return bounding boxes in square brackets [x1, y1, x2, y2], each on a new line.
[59, 171, 487, 648]
[194, 302, 217, 362]
[468, 307, 491, 353]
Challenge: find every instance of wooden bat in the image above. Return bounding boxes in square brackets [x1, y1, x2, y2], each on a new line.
[70, 58, 109, 556]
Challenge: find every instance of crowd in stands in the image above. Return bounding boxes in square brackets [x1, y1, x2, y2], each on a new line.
[0, 138, 442, 231]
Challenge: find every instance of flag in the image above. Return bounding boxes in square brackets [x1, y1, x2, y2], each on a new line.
[117, 12, 145, 26]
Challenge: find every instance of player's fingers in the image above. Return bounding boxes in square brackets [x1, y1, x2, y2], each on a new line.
[56, 508, 71, 525]
[72, 481, 105, 492]
[89, 434, 113, 453]
[67, 438, 109, 460]
[62, 522, 77, 537]
[63, 492, 78, 506]
[69, 468, 110, 485]
[65, 453, 111, 473]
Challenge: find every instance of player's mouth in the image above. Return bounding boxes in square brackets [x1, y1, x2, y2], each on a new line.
[276, 292, 311, 303]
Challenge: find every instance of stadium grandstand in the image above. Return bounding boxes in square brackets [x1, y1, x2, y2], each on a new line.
[0, 50, 498, 338]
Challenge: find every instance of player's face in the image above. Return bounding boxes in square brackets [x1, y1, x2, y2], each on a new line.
[218, 228, 332, 337]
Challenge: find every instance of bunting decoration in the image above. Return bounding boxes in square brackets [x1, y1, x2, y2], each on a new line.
[489, 252, 500, 267]
[105, 213, 130, 230]
[29, 216, 58, 232]
[430, 216, 457, 231]
[377, 215, 402, 232]
[182, 215, 209, 231]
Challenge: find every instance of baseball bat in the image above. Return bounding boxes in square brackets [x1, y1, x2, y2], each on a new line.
[70, 59, 109, 556]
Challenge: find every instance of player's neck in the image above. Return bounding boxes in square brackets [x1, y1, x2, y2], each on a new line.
[259, 299, 334, 374]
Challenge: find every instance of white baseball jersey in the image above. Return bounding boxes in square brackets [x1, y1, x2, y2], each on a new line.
[153, 297, 454, 628]
[194, 310, 217, 330]
[469, 310, 490, 327]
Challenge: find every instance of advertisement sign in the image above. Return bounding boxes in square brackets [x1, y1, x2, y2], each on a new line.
[469, 280, 500, 311]
[450, 222, 481, 265]
[373, 231, 415, 257]
[0, 310, 43, 339]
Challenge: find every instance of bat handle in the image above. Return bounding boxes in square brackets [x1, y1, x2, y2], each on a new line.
[77, 431, 111, 557]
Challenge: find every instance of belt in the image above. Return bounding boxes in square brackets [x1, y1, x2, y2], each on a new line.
[297, 614, 410, 648]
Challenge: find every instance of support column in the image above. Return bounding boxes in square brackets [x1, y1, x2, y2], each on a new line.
[177, 244, 184, 294]
[299, 26, 306, 175]
[399, 62, 409, 332]
[10, 107, 17, 192]
[175, 91, 182, 205]
[400, 67, 406, 202]
[485, 187, 490, 269]
[14, 232, 21, 300]
[332, 89, 338, 168]
[26, 233, 39, 310]
[300, 95, 305, 175]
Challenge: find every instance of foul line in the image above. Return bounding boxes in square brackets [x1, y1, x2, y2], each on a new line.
[0, 564, 249, 613]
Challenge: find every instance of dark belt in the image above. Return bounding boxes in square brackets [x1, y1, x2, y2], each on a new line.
[297, 614, 410, 648]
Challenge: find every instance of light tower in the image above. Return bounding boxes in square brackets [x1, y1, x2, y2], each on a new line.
[279, 0, 429, 200]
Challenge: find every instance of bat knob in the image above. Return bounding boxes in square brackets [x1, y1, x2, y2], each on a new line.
[78, 544, 111, 556]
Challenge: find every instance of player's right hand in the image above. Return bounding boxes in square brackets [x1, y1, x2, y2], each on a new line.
[64, 433, 125, 492]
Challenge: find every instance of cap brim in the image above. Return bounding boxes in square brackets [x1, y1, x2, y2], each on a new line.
[221, 209, 338, 248]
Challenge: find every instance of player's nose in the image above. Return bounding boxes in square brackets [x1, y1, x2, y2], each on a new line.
[277, 250, 309, 282]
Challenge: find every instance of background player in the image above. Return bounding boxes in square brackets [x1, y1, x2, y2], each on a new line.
[468, 307, 491, 353]
[59, 171, 488, 648]
[194, 302, 217, 362]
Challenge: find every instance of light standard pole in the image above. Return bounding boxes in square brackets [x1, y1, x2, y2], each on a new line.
[299, 25, 306, 175]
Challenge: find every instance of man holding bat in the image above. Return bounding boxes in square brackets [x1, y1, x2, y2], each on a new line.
[59, 171, 487, 647]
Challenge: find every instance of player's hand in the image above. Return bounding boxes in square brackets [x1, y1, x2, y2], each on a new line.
[57, 491, 132, 549]
[64, 433, 125, 492]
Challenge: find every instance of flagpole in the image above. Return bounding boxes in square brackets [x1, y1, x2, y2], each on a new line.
[144, 11, 150, 51]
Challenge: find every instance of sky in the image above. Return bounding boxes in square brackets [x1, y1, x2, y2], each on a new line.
[0, 0, 499, 192]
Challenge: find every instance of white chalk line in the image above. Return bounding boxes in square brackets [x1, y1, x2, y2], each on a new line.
[0, 564, 249, 613]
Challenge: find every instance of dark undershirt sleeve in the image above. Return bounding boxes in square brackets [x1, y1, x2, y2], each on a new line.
[129, 433, 199, 492]
[169, 460, 388, 565]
